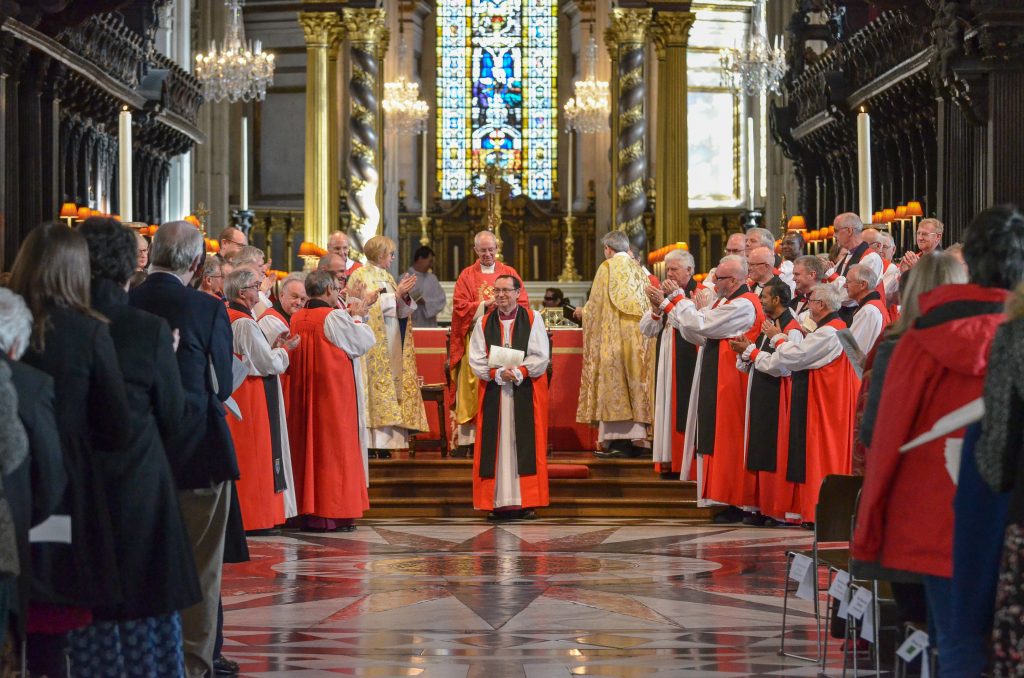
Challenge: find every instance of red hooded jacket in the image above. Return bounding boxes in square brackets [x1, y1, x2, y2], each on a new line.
[851, 284, 1008, 577]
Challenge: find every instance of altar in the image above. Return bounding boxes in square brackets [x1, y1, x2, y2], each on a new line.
[412, 326, 597, 452]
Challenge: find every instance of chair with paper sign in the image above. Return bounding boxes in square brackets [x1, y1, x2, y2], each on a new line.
[780, 474, 864, 664]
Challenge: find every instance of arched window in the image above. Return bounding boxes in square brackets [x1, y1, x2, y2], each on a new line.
[436, 0, 557, 201]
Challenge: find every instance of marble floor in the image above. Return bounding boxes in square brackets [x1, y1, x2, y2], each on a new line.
[222, 518, 877, 677]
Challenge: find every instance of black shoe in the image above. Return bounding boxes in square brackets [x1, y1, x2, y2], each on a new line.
[800, 521, 815, 531]
[368, 450, 378, 459]
[712, 506, 746, 524]
[214, 656, 239, 676]
[519, 509, 537, 520]
[486, 510, 517, 521]
[451, 445, 473, 459]
[659, 470, 678, 480]
[595, 440, 631, 458]
[742, 512, 767, 527]
[336, 524, 356, 532]
[377, 450, 392, 459]
[627, 444, 651, 459]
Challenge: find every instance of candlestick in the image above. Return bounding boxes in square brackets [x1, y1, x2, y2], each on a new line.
[453, 244, 460, 276]
[118, 107, 133, 222]
[420, 129, 428, 218]
[857, 107, 872, 223]
[533, 245, 540, 280]
[746, 116, 755, 210]
[240, 115, 249, 211]
[567, 129, 574, 217]
[815, 178, 821, 230]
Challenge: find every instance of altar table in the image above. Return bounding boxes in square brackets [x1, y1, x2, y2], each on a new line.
[412, 327, 598, 451]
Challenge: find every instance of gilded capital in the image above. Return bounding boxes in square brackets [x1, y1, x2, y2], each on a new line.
[298, 11, 344, 48]
[609, 8, 653, 45]
[342, 8, 388, 44]
[653, 12, 695, 47]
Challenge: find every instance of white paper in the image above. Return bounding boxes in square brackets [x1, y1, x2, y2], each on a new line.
[828, 570, 850, 601]
[859, 601, 875, 642]
[847, 586, 873, 620]
[900, 398, 985, 453]
[29, 514, 71, 544]
[945, 438, 964, 485]
[896, 629, 930, 663]
[231, 356, 249, 392]
[224, 396, 242, 420]
[789, 554, 816, 601]
[488, 345, 525, 369]
[838, 586, 851, 619]
[836, 328, 866, 379]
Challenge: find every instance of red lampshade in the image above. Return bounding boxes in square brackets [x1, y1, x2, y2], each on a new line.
[59, 202, 78, 218]
[906, 201, 924, 217]
[787, 215, 807, 231]
[882, 208, 896, 223]
[895, 205, 908, 219]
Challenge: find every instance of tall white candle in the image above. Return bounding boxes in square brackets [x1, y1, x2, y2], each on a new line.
[567, 129, 574, 216]
[240, 115, 249, 211]
[746, 116, 755, 210]
[421, 129, 428, 217]
[118, 107, 133, 221]
[816, 178, 821, 228]
[453, 245, 460, 274]
[533, 245, 539, 280]
[857, 108, 872, 223]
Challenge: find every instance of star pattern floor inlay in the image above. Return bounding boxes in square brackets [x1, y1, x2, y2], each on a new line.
[222, 518, 879, 676]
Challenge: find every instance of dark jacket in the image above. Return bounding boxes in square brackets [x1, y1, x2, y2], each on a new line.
[129, 271, 238, 489]
[21, 307, 133, 607]
[91, 278, 202, 619]
[1, 356, 65, 633]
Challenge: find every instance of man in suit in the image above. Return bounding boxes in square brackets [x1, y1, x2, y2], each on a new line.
[0, 287, 66, 641]
[130, 221, 237, 678]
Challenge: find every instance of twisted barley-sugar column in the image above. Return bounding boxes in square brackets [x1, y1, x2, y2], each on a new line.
[343, 8, 388, 249]
[653, 11, 695, 247]
[609, 8, 652, 244]
[298, 11, 344, 248]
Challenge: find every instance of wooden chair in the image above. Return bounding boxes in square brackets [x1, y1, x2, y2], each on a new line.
[411, 328, 450, 458]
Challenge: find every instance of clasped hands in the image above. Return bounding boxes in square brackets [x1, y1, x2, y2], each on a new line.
[272, 330, 301, 351]
[645, 279, 681, 308]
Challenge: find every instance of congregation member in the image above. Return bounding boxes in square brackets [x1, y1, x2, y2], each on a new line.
[0, 289, 65, 656]
[641, 249, 699, 478]
[75, 217, 202, 673]
[8, 223, 134, 675]
[328, 230, 363, 276]
[853, 205, 1024, 675]
[0, 359, 25, 652]
[734, 283, 859, 523]
[844, 264, 890, 355]
[468, 274, 550, 520]
[287, 270, 376, 532]
[130, 221, 238, 677]
[575, 231, 655, 458]
[542, 288, 564, 307]
[407, 246, 447, 328]
[217, 226, 247, 263]
[730, 278, 803, 524]
[450, 231, 528, 457]
[790, 254, 828, 320]
[224, 266, 300, 531]
[675, 254, 764, 521]
[899, 217, 945, 272]
[348, 235, 428, 459]
[136, 231, 150, 271]
[747, 246, 782, 296]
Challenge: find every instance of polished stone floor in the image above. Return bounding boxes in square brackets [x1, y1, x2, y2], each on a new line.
[221, 518, 866, 677]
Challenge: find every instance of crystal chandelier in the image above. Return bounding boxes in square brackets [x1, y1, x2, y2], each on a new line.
[719, 0, 787, 96]
[195, 0, 275, 103]
[383, 32, 429, 134]
[564, 35, 609, 134]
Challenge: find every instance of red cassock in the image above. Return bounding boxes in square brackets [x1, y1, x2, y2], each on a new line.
[470, 308, 550, 511]
[286, 306, 369, 519]
[226, 307, 285, 531]
[790, 317, 860, 521]
[696, 291, 765, 508]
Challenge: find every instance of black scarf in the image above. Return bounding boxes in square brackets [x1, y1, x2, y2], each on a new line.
[696, 284, 751, 456]
[478, 306, 538, 479]
[786, 312, 839, 483]
[653, 286, 699, 431]
[228, 301, 286, 491]
[745, 309, 795, 472]
[837, 241, 870, 277]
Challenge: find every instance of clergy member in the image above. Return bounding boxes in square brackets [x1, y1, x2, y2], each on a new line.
[844, 263, 890, 355]
[747, 246, 782, 297]
[790, 255, 828, 321]
[468, 274, 550, 520]
[640, 249, 699, 477]
[899, 218, 944, 272]
[865, 230, 900, 308]
[675, 255, 765, 521]
[287, 270, 376, 532]
[407, 246, 447, 328]
[734, 283, 860, 523]
[450, 230, 529, 457]
[328, 230, 363, 276]
[729, 279, 803, 524]
[224, 267, 299, 531]
[575, 231, 655, 458]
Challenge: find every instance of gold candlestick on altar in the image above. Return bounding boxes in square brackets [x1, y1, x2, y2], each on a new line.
[483, 162, 504, 261]
[418, 214, 430, 247]
[558, 215, 582, 282]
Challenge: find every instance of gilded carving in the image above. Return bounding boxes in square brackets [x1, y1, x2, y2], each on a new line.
[653, 12, 695, 47]
[609, 8, 652, 45]
[298, 11, 344, 47]
[342, 8, 387, 43]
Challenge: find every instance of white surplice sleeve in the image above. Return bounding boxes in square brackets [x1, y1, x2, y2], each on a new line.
[232, 317, 289, 376]
[324, 309, 376, 358]
[253, 291, 271, 318]
[418, 273, 447, 320]
[639, 309, 664, 338]
[522, 314, 550, 380]
[752, 326, 843, 374]
[849, 304, 884, 354]
[395, 290, 417, 319]
[468, 319, 491, 381]
[673, 296, 756, 340]
[258, 313, 289, 345]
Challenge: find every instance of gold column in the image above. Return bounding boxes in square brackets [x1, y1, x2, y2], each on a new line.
[603, 24, 621, 228]
[342, 8, 388, 246]
[299, 11, 344, 248]
[328, 27, 343, 237]
[653, 11, 695, 245]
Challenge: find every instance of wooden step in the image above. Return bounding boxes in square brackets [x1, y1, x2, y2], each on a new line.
[369, 476, 694, 501]
[365, 497, 712, 519]
[369, 457, 666, 480]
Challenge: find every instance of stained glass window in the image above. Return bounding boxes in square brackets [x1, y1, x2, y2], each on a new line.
[436, 0, 557, 201]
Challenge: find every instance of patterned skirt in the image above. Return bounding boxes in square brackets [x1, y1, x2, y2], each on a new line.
[992, 522, 1024, 676]
[67, 612, 183, 678]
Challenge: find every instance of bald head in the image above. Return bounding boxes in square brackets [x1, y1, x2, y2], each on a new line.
[747, 246, 776, 284]
[474, 230, 498, 267]
[328, 231, 350, 259]
[715, 254, 748, 298]
[725, 233, 747, 258]
[835, 212, 865, 250]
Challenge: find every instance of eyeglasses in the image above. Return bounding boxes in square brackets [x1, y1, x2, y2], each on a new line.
[725, 249, 745, 255]
[715, 275, 735, 282]
[240, 284, 260, 292]
[809, 298, 826, 305]
[206, 274, 224, 279]
[543, 296, 558, 302]
[493, 287, 517, 294]
[918, 231, 940, 238]
[748, 261, 771, 268]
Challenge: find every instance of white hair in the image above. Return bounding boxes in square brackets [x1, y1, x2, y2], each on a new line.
[474, 230, 497, 247]
[747, 227, 775, 249]
[602, 230, 631, 253]
[664, 249, 694, 269]
[225, 266, 260, 301]
[280, 273, 307, 294]
[719, 253, 748, 277]
[150, 221, 204, 275]
[0, 288, 32, 360]
[811, 283, 842, 311]
[847, 263, 879, 289]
